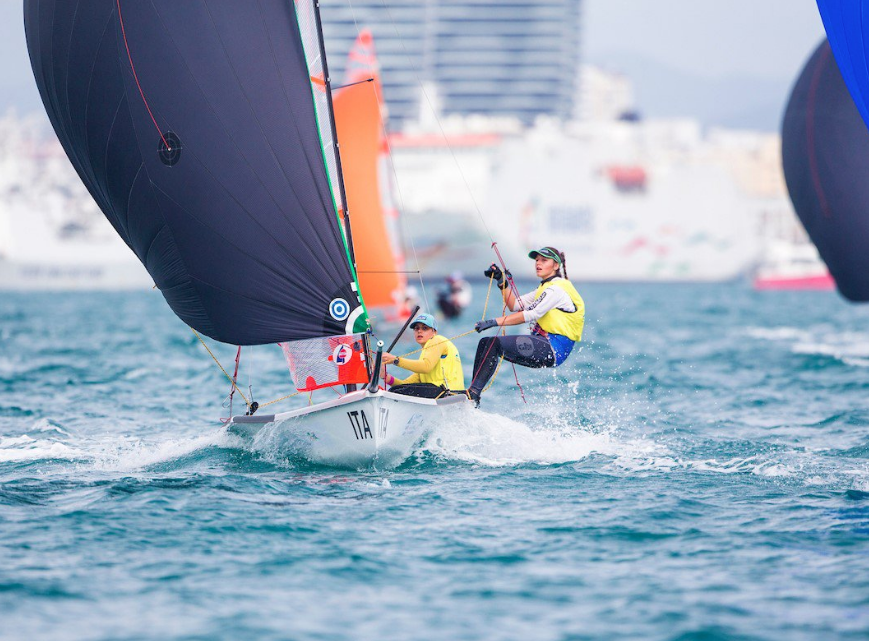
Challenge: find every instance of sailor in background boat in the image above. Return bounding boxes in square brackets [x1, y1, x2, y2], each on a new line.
[437, 271, 473, 319]
[380, 313, 465, 399]
[467, 247, 585, 405]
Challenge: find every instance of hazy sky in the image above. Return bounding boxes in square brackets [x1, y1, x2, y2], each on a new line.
[584, 1, 824, 79]
[582, 1, 826, 128]
[0, 1, 827, 129]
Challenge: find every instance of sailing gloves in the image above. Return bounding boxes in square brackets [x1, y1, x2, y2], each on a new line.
[478, 263, 513, 331]
[483, 264, 512, 290]
[475, 319, 499, 333]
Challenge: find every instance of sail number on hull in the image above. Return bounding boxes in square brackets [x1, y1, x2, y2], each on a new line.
[347, 409, 389, 440]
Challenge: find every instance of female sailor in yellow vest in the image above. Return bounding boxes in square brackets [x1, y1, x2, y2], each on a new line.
[380, 313, 465, 398]
[468, 247, 584, 405]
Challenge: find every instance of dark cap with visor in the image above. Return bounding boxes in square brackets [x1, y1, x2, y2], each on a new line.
[528, 247, 563, 264]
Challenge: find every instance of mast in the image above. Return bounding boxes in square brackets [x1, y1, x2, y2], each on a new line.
[312, 1, 358, 268]
[310, 1, 371, 389]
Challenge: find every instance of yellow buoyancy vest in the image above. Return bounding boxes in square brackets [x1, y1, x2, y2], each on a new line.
[416, 334, 465, 390]
[533, 278, 585, 342]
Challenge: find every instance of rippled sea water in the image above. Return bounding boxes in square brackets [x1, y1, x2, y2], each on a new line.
[1, 284, 868, 640]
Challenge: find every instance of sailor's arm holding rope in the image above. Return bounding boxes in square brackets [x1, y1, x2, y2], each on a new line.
[475, 263, 533, 333]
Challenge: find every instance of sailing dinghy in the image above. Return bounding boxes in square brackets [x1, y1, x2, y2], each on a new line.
[25, 0, 466, 468]
[231, 388, 466, 469]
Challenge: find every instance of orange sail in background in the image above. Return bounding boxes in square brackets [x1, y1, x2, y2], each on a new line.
[333, 30, 407, 313]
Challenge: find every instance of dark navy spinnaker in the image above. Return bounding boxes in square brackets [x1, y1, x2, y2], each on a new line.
[781, 39, 869, 302]
[24, 0, 368, 344]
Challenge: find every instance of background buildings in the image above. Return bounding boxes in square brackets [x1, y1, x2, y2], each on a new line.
[0, 1, 830, 287]
[321, 0, 582, 125]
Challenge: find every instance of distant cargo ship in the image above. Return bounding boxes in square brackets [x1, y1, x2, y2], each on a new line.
[0, 200, 151, 290]
[390, 116, 789, 282]
[0, 112, 150, 291]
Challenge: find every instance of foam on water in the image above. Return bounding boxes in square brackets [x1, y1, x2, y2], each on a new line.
[6, 410, 865, 493]
[422, 404, 667, 467]
[745, 326, 811, 342]
[747, 325, 869, 367]
[87, 430, 239, 473]
[0, 417, 238, 472]
[0, 434, 84, 463]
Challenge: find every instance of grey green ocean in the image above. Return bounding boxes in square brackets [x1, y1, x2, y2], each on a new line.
[1, 283, 868, 640]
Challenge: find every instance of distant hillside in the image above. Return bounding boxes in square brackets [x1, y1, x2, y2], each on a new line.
[589, 52, 796, 132]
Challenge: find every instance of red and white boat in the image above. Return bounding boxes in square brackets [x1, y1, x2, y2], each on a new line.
[753, 241, 835, 290]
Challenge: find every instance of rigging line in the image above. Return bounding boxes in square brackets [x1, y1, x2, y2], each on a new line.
[343, 0, 430, 311]
[492, 241, 525, 310]
[373, 0, 495, 244]
[483, 300, 510, 393]
[489, 243, 526, 400]
[468, 300, 507, 391]
[228, 346, 241, 417]
[116, 0, 170, 151]
[258, 390, 303, 409]
[377, 96, 430, 311]
[333, 78, 375, 90]
[192, 328, 250, 407]
[397, 329, 477, 358]
[481, 272, 495, 320]
[247, 345, 255, 402]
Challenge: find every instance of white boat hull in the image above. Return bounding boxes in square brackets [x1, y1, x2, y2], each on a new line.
[228, 389, 467, 469]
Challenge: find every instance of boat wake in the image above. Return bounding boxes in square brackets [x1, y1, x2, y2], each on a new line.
[419, 403, 666, 468]
[3, 411, 866, 492]
[0, 418, 241, 473]
[411, 402, 869, 492]
[746, 325, 869, 367]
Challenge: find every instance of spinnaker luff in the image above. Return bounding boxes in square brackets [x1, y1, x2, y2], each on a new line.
[781, 39, 869, 302]
[24, 0, 369, 344]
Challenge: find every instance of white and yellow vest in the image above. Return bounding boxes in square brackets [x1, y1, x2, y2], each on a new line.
[533, 278, 585, 342]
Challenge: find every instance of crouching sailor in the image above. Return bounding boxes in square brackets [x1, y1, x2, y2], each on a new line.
[467, 247, 584, 405]
[380, 313, 465, 399]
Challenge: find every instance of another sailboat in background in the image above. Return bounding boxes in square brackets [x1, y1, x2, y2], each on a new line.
[753, 241, 835, 291]
[24, 0, 466, 469]
[333, 30, 413, 326]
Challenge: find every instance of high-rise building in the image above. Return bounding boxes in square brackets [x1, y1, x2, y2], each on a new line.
[319, 0, 582, 127]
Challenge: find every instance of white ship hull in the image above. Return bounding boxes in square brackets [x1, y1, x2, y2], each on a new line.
[0, 202, 151, 291]
[0, 258, 152, 291]
[390, 120, 782, 282]
[228, 388, 466, 469]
